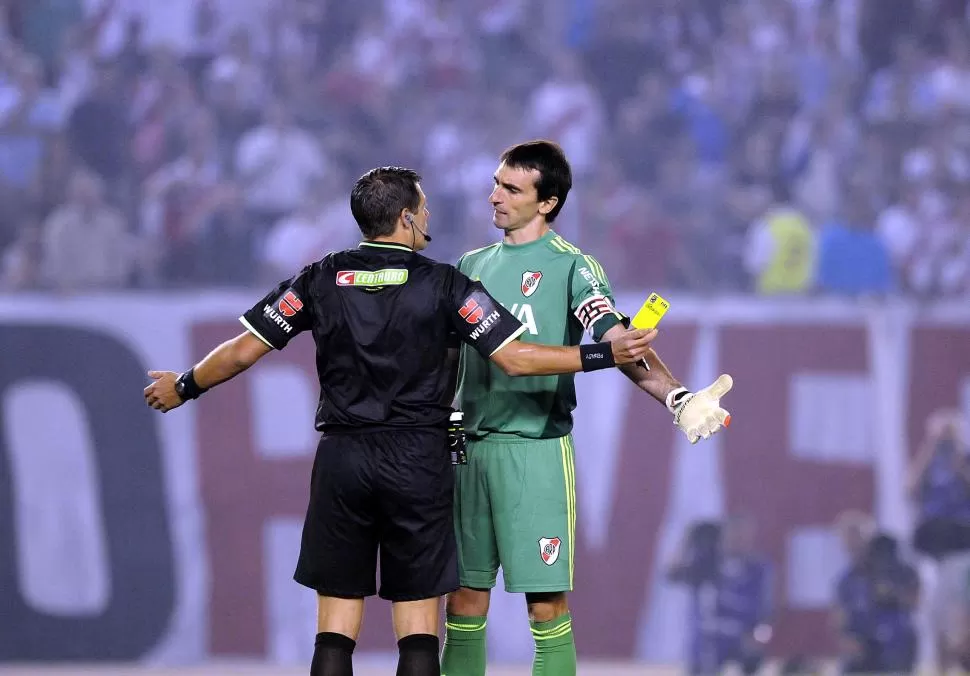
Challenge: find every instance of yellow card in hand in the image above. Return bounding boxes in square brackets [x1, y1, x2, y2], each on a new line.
[632, 293, 670, 329]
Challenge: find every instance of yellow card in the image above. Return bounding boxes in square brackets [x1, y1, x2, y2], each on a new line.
[632, 293, 670, 330]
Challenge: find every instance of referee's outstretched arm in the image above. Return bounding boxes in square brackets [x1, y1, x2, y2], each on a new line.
[142, 321, 658, 413]
[489, 327, 657, 377]
[143, 330, 270, 412]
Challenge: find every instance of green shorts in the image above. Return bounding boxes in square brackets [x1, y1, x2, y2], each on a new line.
[453, 433, 576, 593]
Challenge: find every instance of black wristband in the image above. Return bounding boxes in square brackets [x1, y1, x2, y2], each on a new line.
[175, 368, 209, 400]
[580, 343, 616, 372]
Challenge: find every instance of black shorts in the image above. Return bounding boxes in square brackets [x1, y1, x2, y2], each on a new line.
[294, 427, 457, 601]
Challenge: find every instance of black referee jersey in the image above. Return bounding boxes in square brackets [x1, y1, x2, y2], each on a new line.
[240, 241, 525, 431]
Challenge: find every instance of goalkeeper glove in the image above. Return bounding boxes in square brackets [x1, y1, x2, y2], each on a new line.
[666, 374, 733, 444]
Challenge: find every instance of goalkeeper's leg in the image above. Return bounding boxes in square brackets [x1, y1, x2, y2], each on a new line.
[491, 435, 576, 676]
[526, 592, 577, 676]
[443, 437, 497, 676]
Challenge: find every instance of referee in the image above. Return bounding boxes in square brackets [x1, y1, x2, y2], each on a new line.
[143, 167, 656, 676]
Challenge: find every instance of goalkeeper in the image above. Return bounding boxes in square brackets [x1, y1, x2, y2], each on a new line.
[441, 140, 733, 676]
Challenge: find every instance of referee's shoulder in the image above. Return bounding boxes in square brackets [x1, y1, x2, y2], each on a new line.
[306, 251, 338, 271]
[411, 251, 459, 283]
[412, 250, 448, 268]
[313, 249, 342, 262]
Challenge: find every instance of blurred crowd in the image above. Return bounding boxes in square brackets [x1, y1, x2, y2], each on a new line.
[668, 408, 970, 675]
[2, 0, 970, 296]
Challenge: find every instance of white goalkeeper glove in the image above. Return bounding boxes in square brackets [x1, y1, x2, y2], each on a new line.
[666, 374, 733, 444]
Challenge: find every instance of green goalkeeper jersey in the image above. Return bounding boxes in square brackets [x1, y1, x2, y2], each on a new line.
[456, 230, 625, 439]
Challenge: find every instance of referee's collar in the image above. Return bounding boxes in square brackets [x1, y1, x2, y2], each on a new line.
[359, 241, 413, 253]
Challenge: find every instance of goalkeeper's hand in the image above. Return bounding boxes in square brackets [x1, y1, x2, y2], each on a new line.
[667, 374, 733, 444]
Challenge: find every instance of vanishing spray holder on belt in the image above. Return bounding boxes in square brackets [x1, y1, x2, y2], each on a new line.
[448, 411, 467, 465]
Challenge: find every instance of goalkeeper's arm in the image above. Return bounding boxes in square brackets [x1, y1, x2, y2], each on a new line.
[601, 322, 683, 402]
[600, 323, 733, 444]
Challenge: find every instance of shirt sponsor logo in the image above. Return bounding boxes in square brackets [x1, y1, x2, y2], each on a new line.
[335, 269, 409, 287]
[459, 298, 485, 324]
[469, 311, 501, 340]
[262, 304, 295, 334]
[460, 295, 504, 341]
[277, 290, 304, 317]
[521, 270, 542, 297]
[579, 266, 602, 293]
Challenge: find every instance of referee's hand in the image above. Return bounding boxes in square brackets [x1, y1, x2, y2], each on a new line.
[611, 328, 658, 365]
[144, 370, 184, 413]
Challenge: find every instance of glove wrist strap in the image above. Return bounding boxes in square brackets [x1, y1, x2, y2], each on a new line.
[665, 387, 691, 414]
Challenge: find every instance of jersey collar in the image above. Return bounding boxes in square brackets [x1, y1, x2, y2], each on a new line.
[359, 241, 413, 253]
[499, 229, 557, 253]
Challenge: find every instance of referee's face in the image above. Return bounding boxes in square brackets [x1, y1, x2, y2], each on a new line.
[412, 184, 431, 251]
[490, 163, 543, 233]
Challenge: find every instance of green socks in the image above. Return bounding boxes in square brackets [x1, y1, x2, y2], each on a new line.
[530, 613, 576, 676]
[441, 612, 576, 676]
[440, 614, 487, 676]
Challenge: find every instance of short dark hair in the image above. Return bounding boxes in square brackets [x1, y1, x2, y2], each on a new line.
[350, 167, 422, 238]
[499, 140, 572, 222]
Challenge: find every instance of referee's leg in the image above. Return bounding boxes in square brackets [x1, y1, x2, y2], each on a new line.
[377, 428, 457, 676]
[392, 598, 444, 676]
[314, 596, 363, 676]
[295, 433, 379, 676]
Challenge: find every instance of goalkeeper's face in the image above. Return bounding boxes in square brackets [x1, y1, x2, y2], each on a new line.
[489, 163, 552, 232]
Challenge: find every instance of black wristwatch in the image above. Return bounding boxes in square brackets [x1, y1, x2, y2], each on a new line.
[175, 369, 208, 401]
